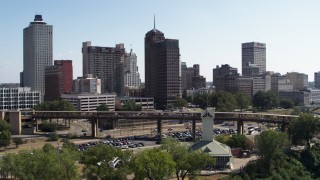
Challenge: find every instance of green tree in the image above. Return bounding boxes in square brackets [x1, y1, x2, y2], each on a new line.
[214, 134, 230, 144]
[234, 92, 251, 111]
[80, 144, 132, 180]
[96, 104, 109, 111]
[289, 113, 320, 149]
[192, 94, 210, 109]
[131, 148, 175, 180]
[215, 91, 237, 112]
[160, 138, 215, 180]
[255, 130, 288, 175]
[0, 149, 79, 180]
[35, 100, 76, 111]
[279, 99, 294, 109]
[226, 134, 250, 149]
[0, 120, 11, 149]
[172, 98, 188, 108]
[120, 100, 142, 111]
[253, 91, 278, 110]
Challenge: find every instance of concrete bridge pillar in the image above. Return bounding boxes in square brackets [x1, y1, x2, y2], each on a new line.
[237, 121, 244, 134]
[157, 118, 162, 136]
[281, 123, 286, 132]
[91, 118, 98, 138]
[192, 119, 196, 141]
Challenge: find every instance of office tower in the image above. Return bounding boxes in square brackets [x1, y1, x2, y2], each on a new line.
[212, 64, 239, 94]
[145, 22, 181, 109]
[286, 72, 308, 91]
[315, 72, 320, 89]
[181, 63, 206, 92]
[45, 60, 73, 101]
[242, 42, 266, 76]
[124, 49, 141, 88]
[22, 15, 53, 99]
[73, 74, 101, 94]
[82, 41, 125, 96]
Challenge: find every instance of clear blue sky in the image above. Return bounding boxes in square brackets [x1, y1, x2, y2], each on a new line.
[1, 1, 320, 83]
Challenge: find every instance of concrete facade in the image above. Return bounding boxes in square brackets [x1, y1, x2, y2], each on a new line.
[82, 41, 125, 96]
[242, 42, 266, 76]
[23, 15, 53, 99]
[0, 87, 41, 111]
[73, 74, 101, 94]
[286, 72, 308, 91]
[61, 93, 116, 111]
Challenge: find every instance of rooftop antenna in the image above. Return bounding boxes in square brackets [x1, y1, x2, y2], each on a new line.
[154, 14, 155, 29]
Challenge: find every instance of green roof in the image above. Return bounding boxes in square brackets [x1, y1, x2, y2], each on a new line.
[189, 139, 232, 157]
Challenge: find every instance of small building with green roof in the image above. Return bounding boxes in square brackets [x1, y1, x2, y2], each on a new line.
[189, 108, 233, 169]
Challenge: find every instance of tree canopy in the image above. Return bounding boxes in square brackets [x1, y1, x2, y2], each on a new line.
[234, 92, 251, 111]
[35, 100, 76, 111]
[80, 144, 132, 180]
[0, 120, 11, 148]
[253, 91, 278, 110]
[120, 100, 142, 111]
[96, 104, 109, 111]
[131, 148, 175, 180]
[172, 98, 188, 108]
[289, 113, 320, 149]
[160, 138, 215, 180]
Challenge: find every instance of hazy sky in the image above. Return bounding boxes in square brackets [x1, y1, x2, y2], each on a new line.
[1, 1, 320, 83]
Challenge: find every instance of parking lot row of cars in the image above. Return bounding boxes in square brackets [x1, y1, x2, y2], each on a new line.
[76, 138, 145, 151]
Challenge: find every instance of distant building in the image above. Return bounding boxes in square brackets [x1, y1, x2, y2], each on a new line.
[271, 74, 293, 92]
[145, 23, 181, 109]
[22, 15, 53, 99]
[286, 72, 308, 91]
[238, 77, 253, 98]
[212, 64, 239, 94]
[0, 87, 41, 111]
[308, 89, 320, 105]
[119, 97, 154, 111]
[61, 93, 116, 111]
[82, 41, 125, 96]
[73, 74, 101, 94]
[315, 72, 320, 89]
[181, 63, 206, 92]
[242, 42, 266, 76]
[45, 60, 73, 101]
[124, 49, 141, 96]
[278, 91, 310, 106]
[252, 74, 271, 95]
[0, 83, 20, 88]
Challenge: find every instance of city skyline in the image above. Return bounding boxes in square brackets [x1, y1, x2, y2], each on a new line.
[1, 1, 320, 83]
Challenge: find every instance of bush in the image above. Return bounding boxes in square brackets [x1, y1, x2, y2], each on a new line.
[41, 123, 57, 132]
[13, 138, 23, 148]
[47, 132, 59, 141]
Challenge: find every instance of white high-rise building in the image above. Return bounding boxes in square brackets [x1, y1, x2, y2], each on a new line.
[124, 49, 141, 88]
[22, 15, 53, 99]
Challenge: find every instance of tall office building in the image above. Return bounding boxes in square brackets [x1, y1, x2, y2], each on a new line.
[45, 60, 73, 101]
[145, 22, 181, 109]
[82, 41, 125, 96]
[212, 64, 239, 94]
[124, 49, 141, 88]
[286, 72, 308, 91]
[315, 72, 320, 89]
[242, 42, 266, 76]
[181, 63, 206, 92]
[22, 15, 53, 99]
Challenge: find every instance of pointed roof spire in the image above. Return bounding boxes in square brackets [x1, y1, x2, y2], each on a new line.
[154, 14, 156, 29]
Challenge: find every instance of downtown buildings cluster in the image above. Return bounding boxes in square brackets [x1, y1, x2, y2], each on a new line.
[1, 15, 320, 111]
